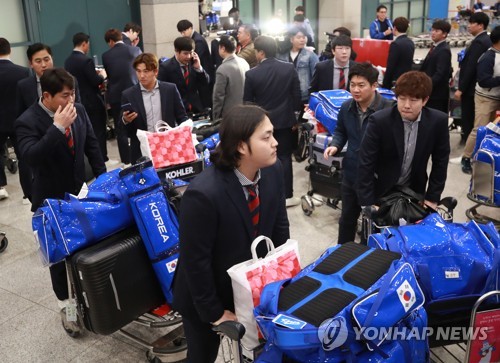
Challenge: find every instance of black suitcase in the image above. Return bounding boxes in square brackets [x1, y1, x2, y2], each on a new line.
[68, 227, 165, 335]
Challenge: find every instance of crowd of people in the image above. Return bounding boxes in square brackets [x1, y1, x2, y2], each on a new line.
[1, 4, 499, 362]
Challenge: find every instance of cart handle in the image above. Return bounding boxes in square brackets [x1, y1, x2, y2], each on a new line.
[212, 321, 246, 341]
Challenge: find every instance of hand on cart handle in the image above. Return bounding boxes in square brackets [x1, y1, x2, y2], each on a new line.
[211, 309, 237, 326]
[212, 320, 246, 341]
[323, 146, 338, 159]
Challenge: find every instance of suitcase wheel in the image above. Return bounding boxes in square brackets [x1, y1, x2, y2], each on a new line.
[301, 195, 314, 216]
[7, 159, 18, 174]
[0, 236, 7, 253]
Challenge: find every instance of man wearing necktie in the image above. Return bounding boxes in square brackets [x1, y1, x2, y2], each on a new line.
[15, 68, 105, 337]
[419, 20, 452, 115]
[173, 105, 289, 362]
[309, 35, 356, 93]
[158, 37, 210, 115]
[121, 53, 188, 164]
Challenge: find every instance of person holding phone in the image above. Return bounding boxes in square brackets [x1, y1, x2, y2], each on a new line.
[158, 37, 210, 115]
[122, 53, 188, 164]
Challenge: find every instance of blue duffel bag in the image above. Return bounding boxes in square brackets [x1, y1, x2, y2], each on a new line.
[254, 243, 428, 363]
[119, 159, 179, 304]
[368, 213, 500, 312]
[309, 90, 352, 135]
[32, 169, 134, 265]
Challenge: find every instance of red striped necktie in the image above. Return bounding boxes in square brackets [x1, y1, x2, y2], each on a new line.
[246, 184, 260, 237]
[65, 127, 75, 156]
[338, 67, 346, 90]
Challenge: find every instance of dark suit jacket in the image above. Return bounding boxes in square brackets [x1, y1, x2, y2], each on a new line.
[382, 34, 415, 89]
[16, 75, 82, 117]
[172, 162, 290, 323]
[0, 60, 30, 132]
[192, 31, 214, 82]
[64, 51, 105, 111]
[122, 33, 132, 46]
[357, 105, 450, 206]
[243, 58, 301, 129]
[459, 31, 492, 96]
[121, 81, 188, 163]
[102, 42, 142, 105]
[157, 57, 210, 113]
[420, 41, 452, 101]
[309, 59, 357, 93]
[15, 102, 106, 211]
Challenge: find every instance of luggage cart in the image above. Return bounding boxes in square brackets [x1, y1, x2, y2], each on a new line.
[465, 290, 500, 363]
[2, 138, 18, 174]
[301, 132, 345, 216]
[64, 226, 187, 362]
[466, 148, 500, 229]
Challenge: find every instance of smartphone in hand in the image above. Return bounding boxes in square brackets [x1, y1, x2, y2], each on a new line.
[121, 103, 136, 113]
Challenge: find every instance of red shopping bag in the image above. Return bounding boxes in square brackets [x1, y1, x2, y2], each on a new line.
[137, 121, 197, 169]
[227, 236, 301, 354]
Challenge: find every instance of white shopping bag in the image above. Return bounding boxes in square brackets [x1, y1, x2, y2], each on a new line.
[227, 236, 301, 353]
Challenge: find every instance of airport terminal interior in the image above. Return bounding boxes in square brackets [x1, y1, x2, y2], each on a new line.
[1, 0, 500, 362]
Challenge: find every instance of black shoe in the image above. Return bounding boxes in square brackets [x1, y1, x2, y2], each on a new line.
[461, 157, 472, 174]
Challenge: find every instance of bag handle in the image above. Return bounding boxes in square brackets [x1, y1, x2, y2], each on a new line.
[250, 235, 275, 262]
[67, 194, 95, 243]
[154, 120, 172, 133]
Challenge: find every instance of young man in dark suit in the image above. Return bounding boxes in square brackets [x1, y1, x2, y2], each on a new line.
[158, 37, 210, 114]
[243, 36, 302, 207]
[102, 28, 142, 165]
[419, 20, 452, 114]
[177, 19, 214, 86]
[65, 32, 110, 163]
[358, 71, 450, 212]
[122, 22, 141, 47]
[15, 68, 106, 336]
[121, 53, 188, 164]
[0, 38, 30, 200]
[173, 105, 290, 363]
[382, 17, 415, 90]
[309, 35, 356, 93]
[454, 12, 491, 152]
[16, 43, 81, 203]
[323, 62, 394, 244]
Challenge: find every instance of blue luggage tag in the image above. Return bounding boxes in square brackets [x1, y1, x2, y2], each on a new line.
[272, 314, 307, 330]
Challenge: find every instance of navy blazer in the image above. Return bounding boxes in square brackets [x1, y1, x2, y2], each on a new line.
[102, 42, 141, 105]
[15, 102, 105, 211]
[357, 105, 450, 205]
[459, 31, 492, 96]
[121, 81, 188, 163]
[309, 59, 357, 93]
[172, 161, 290, 323]
[64, 51, 105, 110]
[420, 41, 452, 101]
[382, 34, 415, 89]
[330, 93, 394, 184]
[158, 57, 210, 113]
[0, 60, 30, 132]
[16, 75, 82, 117]
[243, 58, 301, 129]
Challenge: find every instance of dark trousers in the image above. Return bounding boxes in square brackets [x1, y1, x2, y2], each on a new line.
[85, 101, 108, 162]
[49, 260, 69, 301]
[461, 92, 475, 141]
[182, 314, 220, 363]
[274, 127, 294, 198]
[0, 131, 32, 200]
[110, 103, 131, 164]
[338, 181, 362, 245]
[426, 98, 449, 115]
